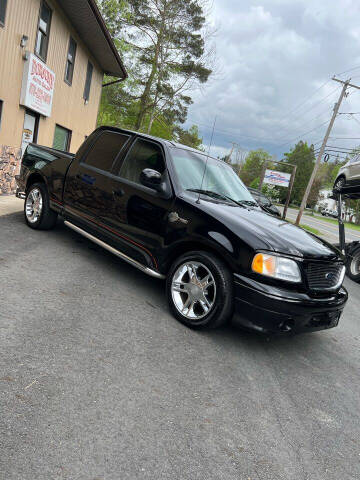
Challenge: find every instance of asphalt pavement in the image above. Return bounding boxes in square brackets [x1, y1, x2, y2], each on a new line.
[1, 207, 360, 480]
[284, 207, 360, 244]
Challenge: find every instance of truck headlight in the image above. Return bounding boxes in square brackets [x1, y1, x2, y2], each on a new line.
[252, 253, 301, 283]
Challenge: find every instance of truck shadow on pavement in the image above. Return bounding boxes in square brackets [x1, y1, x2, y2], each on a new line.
[4, 213, 339, 357]
[57, 220, 335, 352]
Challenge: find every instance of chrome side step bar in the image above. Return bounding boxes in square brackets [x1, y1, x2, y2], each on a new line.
[64, 221, 166, 280]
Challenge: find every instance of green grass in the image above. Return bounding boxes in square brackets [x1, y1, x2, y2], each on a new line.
[314, 214, 360, 232]
[300, 224, 322, 235]
[289, 220, 322, 236]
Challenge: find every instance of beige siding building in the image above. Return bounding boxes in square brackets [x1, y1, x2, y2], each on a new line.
[0, 0, 126, 194]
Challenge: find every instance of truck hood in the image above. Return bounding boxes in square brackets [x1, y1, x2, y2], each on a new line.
[193, 198, 341, 260]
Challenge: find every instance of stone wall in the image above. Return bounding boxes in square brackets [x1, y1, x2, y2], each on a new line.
[0, 145, 22, 195]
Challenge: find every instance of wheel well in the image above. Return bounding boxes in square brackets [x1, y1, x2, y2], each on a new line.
[163, 241, 233, 274]
[336, 174, 346, 182]
[26, 173, 45, 192]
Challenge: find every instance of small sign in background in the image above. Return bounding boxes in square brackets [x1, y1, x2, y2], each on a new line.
[264, 169, 291, 188]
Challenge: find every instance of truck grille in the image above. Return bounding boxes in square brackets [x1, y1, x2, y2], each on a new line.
[305, 262, 345, 290]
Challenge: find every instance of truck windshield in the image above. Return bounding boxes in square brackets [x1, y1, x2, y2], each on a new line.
[170, 148, 255, 203]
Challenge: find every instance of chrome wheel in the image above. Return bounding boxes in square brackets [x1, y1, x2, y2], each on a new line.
[25, 188, 43, 224]
[171, 261, 216, 321]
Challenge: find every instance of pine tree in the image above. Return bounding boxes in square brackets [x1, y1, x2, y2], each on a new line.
[99, 0, 213, 132]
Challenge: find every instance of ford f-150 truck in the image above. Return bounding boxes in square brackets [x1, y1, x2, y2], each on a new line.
[16, 126, 348, 333]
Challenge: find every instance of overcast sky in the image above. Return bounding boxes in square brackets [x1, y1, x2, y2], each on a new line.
[185, 0, 360, 162]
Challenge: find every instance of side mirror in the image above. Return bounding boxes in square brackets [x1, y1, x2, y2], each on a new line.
[140, 168, 163, 192]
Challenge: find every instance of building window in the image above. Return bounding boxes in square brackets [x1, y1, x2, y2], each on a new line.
[83, 61, 93, 102]
[65, 37, 77, 85]
[35, 1, 52, 62]
[0, 100, 3, 130]
[53, 125, 72, 152]
[0, 0, 7, 26]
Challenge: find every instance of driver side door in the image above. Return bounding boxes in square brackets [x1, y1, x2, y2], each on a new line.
[104, 137, 174, 270]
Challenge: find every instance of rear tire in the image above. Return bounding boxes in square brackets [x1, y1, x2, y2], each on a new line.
[166, 251, 234, 329]
[346, 245, 360, 282]
[24, 182, 57, 230]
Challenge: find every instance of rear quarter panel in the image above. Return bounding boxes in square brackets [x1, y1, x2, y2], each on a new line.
[20, 144, 74, 207]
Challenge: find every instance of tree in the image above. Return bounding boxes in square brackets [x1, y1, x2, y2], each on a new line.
[279, 141, 315, 206]
[240, 149, 273, 186]
[173, 124, 204, 150]
[249, 178, 280, 200]
[98, 0, 213, 132]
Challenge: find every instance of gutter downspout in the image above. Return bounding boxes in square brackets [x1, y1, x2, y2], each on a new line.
[102, 78, 123, 88]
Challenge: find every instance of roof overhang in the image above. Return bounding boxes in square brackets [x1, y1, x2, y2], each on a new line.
[57, 0, 127, 80]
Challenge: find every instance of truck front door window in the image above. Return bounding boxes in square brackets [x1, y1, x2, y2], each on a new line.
[119, 139, 165, 184]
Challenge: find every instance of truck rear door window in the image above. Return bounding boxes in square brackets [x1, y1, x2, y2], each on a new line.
[84, 131, 130, 173]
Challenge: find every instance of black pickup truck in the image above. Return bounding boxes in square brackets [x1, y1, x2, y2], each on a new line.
[16, 126, 348, 334]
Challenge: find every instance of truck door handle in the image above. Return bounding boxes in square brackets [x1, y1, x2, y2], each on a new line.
[112, 188, 124, 198]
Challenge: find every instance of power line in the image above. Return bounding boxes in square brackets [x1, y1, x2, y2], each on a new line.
[274, 105, 335, 143]
[273, 85, 340, 138]
[336, 65, 360, 76]
[313, 151, 348, 159]
[293, 85, 341, 117]
[329, 137, 360, 140]
[276, 79, 331, 121]
[278, 118, 332, 149]
[266, 85, 342, 146]
[314, 149, 352, 156]
[186, 117, 276, 143]
[324, 145, 357, 151]
[190, 80, 338, 148]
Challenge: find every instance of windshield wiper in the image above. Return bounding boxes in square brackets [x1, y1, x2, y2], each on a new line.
[236, 199, 259, 207]
[186, 189, 246, 207]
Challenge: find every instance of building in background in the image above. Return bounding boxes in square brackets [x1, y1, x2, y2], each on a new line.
[0, 0, 126, 193]
[316, 189, 338, 212]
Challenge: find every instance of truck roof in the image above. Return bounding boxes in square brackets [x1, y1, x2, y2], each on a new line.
[95, 125, 215, 159]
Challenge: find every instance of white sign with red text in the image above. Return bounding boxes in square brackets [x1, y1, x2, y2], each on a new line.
[264, 169, 291, 187]
[20, 53, 55, 117]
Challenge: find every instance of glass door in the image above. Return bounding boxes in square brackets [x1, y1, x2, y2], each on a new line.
[21, 110, 39, 154]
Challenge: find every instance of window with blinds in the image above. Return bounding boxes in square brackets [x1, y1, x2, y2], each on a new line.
[53, 125, 72, 152]
[0, 0, 7, 26]
[65, 37, 77, 85]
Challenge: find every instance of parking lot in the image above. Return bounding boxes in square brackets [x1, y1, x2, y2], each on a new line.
[1, 201, 360, 480]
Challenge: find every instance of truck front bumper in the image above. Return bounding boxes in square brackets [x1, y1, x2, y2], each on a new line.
[233, 273, 348, 334]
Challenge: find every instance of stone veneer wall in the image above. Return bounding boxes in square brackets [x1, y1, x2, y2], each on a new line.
[0, 145, 22, 195]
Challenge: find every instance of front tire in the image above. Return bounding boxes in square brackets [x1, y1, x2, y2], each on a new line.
[24, 182, 57, 230]
[346, 245, 360, 282]
[166, 251, 234, 329]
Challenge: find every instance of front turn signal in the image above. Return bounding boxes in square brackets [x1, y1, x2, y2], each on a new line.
[251, 253, 301, 283]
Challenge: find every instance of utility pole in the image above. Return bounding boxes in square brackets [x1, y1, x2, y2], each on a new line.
[296, 77, 360, 225]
